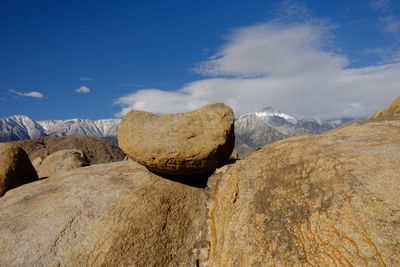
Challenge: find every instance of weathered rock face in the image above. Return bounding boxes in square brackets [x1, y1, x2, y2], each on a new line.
[118, 103, 235, 175]
[206, 118, 400, 266]
[371, 95, 400, 119]
[37, 149, 89, 178]
[1, 99, 400, 266]
[0, 160, 207, 266]
[0, 143, 38, 197]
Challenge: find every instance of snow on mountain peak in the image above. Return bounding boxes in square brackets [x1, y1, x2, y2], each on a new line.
[0, 115, 45, 141]
[0, 115, 122, 142]
[254, 106, 298, 124]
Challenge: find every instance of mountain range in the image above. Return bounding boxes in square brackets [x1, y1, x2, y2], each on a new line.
[0, 115, 121, 143]
[235, 107, 362, 157]
[0, 108, 363, 157]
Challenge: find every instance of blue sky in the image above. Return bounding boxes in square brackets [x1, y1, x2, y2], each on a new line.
[1, 0, 399, 120]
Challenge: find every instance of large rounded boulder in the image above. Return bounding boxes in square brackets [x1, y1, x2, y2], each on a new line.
[37, 149, 89, 178]
[0, 143, 38, 197]
[118, 102, 235, 175]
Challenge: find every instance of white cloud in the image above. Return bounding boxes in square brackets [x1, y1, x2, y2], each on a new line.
[80, 77, 95, 81]
[75, 86, 90, 94]
[193, 23, 347, 77]
[9, 89, 44, 98]
[115, 22, 400, 120]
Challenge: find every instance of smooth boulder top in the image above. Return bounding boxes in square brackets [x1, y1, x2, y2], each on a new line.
[37, 149, 89, 178]
[118, 102, 235, 175]
[0, 143, 38, 197]
[371, 95, 400, 119]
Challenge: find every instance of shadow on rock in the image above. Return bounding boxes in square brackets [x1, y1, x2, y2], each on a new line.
[150, 159, 238, 189]
[150, 170, 213, 189]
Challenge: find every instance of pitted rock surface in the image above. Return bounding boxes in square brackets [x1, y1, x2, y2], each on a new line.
[206, 118, 400, 266]
[118, 103, 235, 175]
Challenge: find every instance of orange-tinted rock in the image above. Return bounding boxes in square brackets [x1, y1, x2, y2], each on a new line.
[371, 95, 400, 119]
[206, 118, 400, 266]
[118, 103, 235, 175]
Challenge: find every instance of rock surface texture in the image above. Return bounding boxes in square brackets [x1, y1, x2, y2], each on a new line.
[11, 135, 125, 164]
[0, 160, 206, 266]
[118, 103, 235, 175]
[0, 143, 38, 197]
[37, 149, 89, 178]
[206, 118, 400, 266]
[371, 95, 400, 119]
[31, 156, 43, 172]
[1, 99, 400, 266]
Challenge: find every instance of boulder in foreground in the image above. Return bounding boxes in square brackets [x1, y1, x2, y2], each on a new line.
[0, 143, 38, 197]
[0, 160, 206, 266]
[1, 97, 400, 266]
[207, 117, 400, 266]
[118, 102, 235, 175]
[37, 149, 89, 178]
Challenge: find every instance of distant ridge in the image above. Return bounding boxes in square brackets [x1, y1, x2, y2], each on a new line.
[235, 107, 363, 157]
[0, 115, 121, 142]
[1, 109, 363, 158]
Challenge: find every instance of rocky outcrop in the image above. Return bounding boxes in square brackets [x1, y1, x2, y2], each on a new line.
[37, 149, 89, 178]
[206, 118, 400, 266]
[371, 95, 400, 119]
[118, 103, 235, 175]
[0, 160, 206, 266]
[1, 99, 400, 266]
[11, 136, 125, 164]
[0, 143, 38, 197]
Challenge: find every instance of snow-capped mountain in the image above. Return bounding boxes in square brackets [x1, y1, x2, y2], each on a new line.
[38, 118, 121, 137]
[253, 106, 298, 124]
[0, 115, 46, 141]
[235, 107, 363, 157]
[1, 108, 362, 158]
[0, 115, 121, 142]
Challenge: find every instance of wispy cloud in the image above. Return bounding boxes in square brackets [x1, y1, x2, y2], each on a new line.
[368, 0, 400, 61]
[115, 20, 400, 120]
[9, 89, 44, 98]
[75, 86, 90, 94]
[379, 15, 400, 36]
[80, 77, 95, 81]
[370, 0, 390, 10]
[370, 0, 400, 38]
